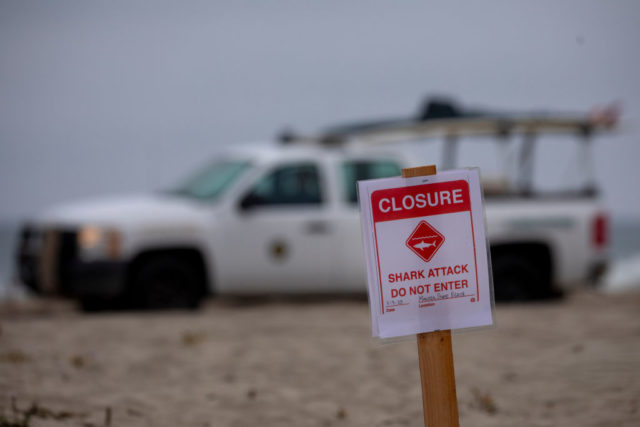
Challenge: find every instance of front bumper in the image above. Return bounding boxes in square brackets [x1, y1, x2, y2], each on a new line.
[17, 226, 127, 299]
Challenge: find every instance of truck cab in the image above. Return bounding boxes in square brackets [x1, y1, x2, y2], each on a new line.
[17, 146, 410, 308]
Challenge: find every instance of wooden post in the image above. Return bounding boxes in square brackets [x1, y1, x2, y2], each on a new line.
[402, 165, 460, 427]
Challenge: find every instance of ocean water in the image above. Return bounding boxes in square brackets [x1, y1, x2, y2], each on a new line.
[1, 218, 640, 298]
[609, 219, 640, 259]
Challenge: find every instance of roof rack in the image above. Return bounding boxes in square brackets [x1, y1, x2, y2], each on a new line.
[279, 97, 618, 147]
[278, 97, 619, 194]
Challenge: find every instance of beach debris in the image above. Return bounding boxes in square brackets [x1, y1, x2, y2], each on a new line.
[0, 397, 82, 427]
[471, 387, 498, 415]
[0, 351, 29, 364]
[104, 407, 112, 426]
[182, 330, 206, 347]
[246, 388, 258, 400]
[70, 354, 86, 368]
[336, 407, 348, 420]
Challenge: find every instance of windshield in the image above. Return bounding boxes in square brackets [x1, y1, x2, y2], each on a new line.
[170, 160, 250, 201]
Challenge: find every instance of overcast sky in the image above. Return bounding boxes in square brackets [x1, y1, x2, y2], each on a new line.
[1, 1, 639, 219]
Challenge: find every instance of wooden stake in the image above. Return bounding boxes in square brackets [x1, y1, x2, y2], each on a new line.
[402, 165, 460, 427]
[401, 165, 437, 178]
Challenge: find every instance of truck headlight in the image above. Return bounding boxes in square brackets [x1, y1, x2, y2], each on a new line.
[77, 226, 122, 261]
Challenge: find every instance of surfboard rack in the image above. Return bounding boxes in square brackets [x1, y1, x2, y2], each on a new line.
[278, 97, 619, 195]
[278, 97, 619, 148]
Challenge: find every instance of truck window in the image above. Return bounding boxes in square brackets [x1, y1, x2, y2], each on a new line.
[531, 136, 593, 195]
[170, 160, 250, 201]
[242, 164, 323, 207]
[342, 160, 402, 203]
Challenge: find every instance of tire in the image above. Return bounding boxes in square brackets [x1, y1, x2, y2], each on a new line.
[79, 296, 113, 312]
[132, 256, 202, 310]
[492, 254, 548, 301]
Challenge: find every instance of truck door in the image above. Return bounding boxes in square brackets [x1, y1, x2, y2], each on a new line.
[220, 161, 335, 292]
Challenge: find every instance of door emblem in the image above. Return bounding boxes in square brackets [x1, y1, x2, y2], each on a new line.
[269, 240, 288, 261]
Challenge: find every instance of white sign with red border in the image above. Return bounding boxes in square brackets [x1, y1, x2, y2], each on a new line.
[358, 168, 493, 338]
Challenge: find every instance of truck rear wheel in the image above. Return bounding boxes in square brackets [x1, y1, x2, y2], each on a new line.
[491, 247, 553, 301]
[79, 296, 117, 312]
[492, 255, 540, 301]
[132, 256, 202, 309]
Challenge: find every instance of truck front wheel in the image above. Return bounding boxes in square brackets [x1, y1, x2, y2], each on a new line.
[131, 256, 202, 309]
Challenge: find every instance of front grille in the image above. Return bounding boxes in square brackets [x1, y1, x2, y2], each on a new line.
[17, 226, 78, 295]
[17, 226, 39, 291]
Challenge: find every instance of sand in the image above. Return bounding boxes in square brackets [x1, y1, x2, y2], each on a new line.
[0, 289, 639, 427]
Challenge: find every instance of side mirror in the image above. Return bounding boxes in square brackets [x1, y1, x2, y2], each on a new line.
[239, 193, 263, 211]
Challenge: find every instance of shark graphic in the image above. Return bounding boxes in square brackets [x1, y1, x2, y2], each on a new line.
[406, 222, 444, 262]
[413, 240, 436, 250]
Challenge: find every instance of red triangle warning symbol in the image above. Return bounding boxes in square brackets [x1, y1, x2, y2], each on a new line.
[406, 220, 445, 263]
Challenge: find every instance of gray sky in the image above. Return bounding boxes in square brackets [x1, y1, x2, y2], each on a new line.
[1, 0, 639, 219]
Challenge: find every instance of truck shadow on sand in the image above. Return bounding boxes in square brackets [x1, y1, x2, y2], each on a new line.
[214, 293, 370, 308]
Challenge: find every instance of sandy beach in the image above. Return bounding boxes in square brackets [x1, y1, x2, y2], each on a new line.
[1, 289, 639, 427]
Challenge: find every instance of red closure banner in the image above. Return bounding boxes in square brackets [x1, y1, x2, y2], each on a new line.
[371, 180, 470, 223]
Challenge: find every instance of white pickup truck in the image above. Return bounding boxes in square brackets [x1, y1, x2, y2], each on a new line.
[16, 100, 614, 309]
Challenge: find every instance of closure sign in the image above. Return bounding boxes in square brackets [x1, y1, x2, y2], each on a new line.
[358, 168, 493, 338]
